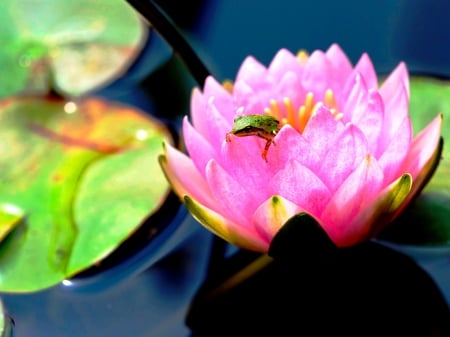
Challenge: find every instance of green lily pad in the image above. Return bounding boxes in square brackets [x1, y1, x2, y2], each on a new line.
[0, 96, 173, 292]
[0, 0, 147, 98]
[378, 76, 450, 246]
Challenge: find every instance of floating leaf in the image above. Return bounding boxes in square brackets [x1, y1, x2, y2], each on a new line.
[0, 96, 173, 292]
[378, 76, 450, 246]
[0, 0, 147, 98]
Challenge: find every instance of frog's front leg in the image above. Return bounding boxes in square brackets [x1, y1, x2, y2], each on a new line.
[260, 133, 276, 162]
[225, 131, 233, 143]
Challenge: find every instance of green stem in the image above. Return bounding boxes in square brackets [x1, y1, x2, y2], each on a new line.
[125, 0, 211, 86]
[202, 254, 273, 303]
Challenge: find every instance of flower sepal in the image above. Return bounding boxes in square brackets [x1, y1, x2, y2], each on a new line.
[268, 212, 339, 261]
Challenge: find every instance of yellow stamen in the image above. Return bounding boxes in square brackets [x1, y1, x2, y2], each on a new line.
[311, 102, 323, 116]
[222, 80, 234, 94]
[298, 106, 308, 133]
[334, 112, 344, 121]
[263, 90, 342, 135]
[325, 89, 338, 110]
[283, 97, 296, 129]
[304, 92, 314, 113]
[263, 107, 272, 116]
[297, 92, 315, 133]
[269, 99, 282, 120]
[296, 50, 309, 65]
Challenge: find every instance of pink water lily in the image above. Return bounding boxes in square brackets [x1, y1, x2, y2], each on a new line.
[160, 44, 442, 252]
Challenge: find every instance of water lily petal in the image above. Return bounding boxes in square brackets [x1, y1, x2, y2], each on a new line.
[318, 124, 369, 192]
[379, 63, 410, 151]
[221, 133, 274, 197]
[206, 159, 262, 227]
[202, 76, 237, 122]
[269, 159, 331, 217]
[320, 155, 385, 246]
[302, 105, 345, 158]
[236, 55, 268, 86]
[190, 87, 209, 136]
[346, 173, 412, 246]
[191, 76, 233, 132]
[184, 196, 268, 252]
[301, 50, 332, 99]
[183, 116, 218, 174]
[253, 195, 304, 243]
[159, 143, 217, 211]
[343, 71, 369, 123]
[352, 53, 378, 90]
[268, 48, 304, 81]
[274, 71, 305, 109]
[325, 44, 353, 92]
[402, 113, 443, 180]
[380, 62, 410, 101]
[357, 91, 385, 156]
[396, 114, 443, 212]
[377, 115, 412, 185]
[201, 98, 234, 150]
[233, 80, 267, 116]
[344, 78, 384, 156]
[269, 125, 321, 171]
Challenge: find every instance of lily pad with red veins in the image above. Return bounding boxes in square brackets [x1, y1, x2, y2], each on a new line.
[0, 96, 174, 292]
[378, 76, 450, 245]
[0, 0, 147, 98]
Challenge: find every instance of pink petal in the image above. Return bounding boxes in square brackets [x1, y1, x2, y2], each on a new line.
[352, 53, 378, 90]
[320, 155, 384, 246]
[233, 80, 268, 116]
[184, 196, 269, 252]
[236, 56, 268, 85]
[379, 86, 411, 152]
[325, 43, 353, 90]
[301, 50, 333, 98]
[206, 160, 262, 228]
[191, 76, 234, 135]
[202, 76, 237, 122]
[268, 48, 304, 81]
[318, 124, 369, 192]
[221, 132, 275, 199]
[377, 115, 412, 186]
[269, 159, 331, 217]
[344, 76, 384, 155]
[346, 173, 412, 246]
[302, 105, 345, 158]
[357, 91, 385, 156]
[190, 87, 209, 136]
[343, 72, 369, 123]
[401, 113, 442, 179]
[378, 63, 410, 153]
[273, 71, 305, 109]
[395, 114, 443, 213]
[201, 99, 234, 150]
[380, 62, 410, 101]
[183, 116, 218, 175]
[252, 195, 304, 243]
[269, 125, 321, 171]
[160, 143, 218, 211]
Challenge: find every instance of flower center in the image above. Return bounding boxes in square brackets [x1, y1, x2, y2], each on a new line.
[263, 89, 342, 134]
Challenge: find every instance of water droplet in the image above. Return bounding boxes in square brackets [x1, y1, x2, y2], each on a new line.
[135, 129, 149, 141]
[64, 101, 77, 114]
